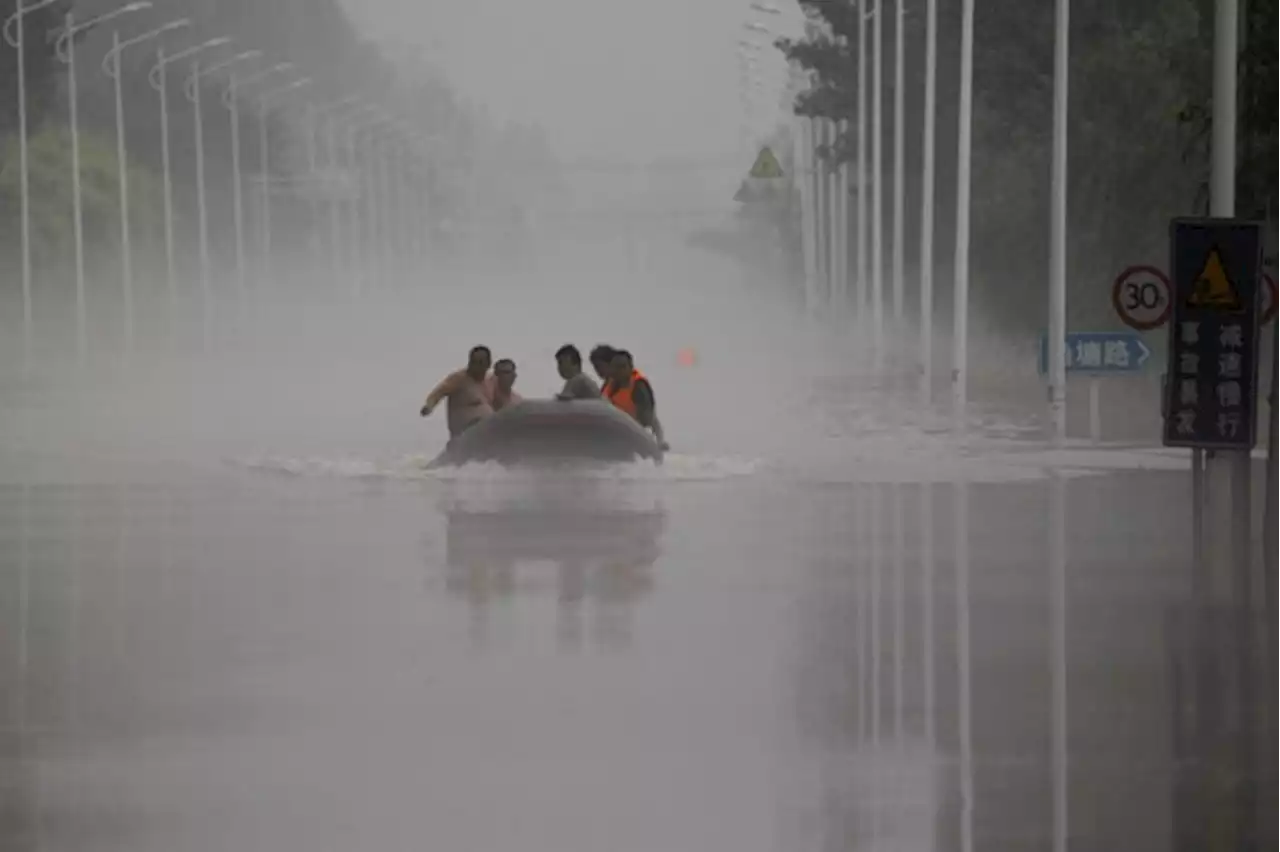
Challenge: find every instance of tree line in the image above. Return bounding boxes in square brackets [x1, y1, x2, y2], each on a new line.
[774, 0, 1275, 331]
[0, 0, 560, 277]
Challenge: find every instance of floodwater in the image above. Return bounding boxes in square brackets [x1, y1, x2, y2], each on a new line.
[0, 236, 1270, 851]
[2, 381, 1246, 851]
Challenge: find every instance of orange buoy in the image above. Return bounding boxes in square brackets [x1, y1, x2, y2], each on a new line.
[677, 347, 698, 367]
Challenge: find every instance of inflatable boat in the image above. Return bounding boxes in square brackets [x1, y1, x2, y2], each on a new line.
[428, 398, 665, 468]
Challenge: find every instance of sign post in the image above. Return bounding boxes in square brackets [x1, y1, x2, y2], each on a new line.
[1164, 217, 1263, 852]
[1039, 330, 1152, 443]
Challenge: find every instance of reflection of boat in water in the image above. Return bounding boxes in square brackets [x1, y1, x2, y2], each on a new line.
[437, 487, 666, 649]
[429, 399, 664, 468]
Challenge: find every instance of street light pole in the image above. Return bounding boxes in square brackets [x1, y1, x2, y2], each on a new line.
[3, 0, 63, 369]
[952, 0, 975, 428]
[919, 0, 937, 406]
[66, 12, 85, 360]
[185, 49, 261, 346]
[253, 77, 311, 291]
[1047, 0, 1070, 444]
[149, 36, 230, 330]
[221, 61, 293, 298]
[872, 0, 885, 374]
[857, 0, 868, 323]
[892, 0, 905, 330]
[101, 17, 190, 357]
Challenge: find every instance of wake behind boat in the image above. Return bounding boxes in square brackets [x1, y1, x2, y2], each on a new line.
[428, 399, 665, 468]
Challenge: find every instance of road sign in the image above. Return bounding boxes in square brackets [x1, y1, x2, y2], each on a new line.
[748, 146, 784, 179]
[1038, 331, 1152, 375]
[1262, 272, 1276, 325]
[1112, 265, 1172, 330]
[1162, 218, 1264, 450]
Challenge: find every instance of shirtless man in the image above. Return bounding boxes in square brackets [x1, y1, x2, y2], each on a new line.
[420, 345, 494, 438]
[486, 358, 523, 411]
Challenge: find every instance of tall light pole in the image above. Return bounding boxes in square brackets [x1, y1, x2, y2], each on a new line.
[222, 61, 293, 299]
[101, 16, 191, 357]
[952, 0, 975, 427]
[185, 49, 261, 346]
[311, 95, 365, 281]
[918, 0, 937, 406]
[148, 36, 230, 328]
[331, 103, 383, 297]
[349, 113, 399, 296]
[251, 77, 311, 291]
[892, 0, 906, 328]
[872, 0, 885, 374]
[53, 1, 152, 363]
[857, 0, 868, 323]
[1047, 0, 1069, 445]
[3, 0, 64, 369]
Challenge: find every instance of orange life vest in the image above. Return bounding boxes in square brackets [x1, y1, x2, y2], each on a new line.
[606, 369, 646, 419]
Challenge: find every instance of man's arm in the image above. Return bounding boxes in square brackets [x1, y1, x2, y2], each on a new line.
[631, 379, 657, 429]
[422, 371, 462, 414]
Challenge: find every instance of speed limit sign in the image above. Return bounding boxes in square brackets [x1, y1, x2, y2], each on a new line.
[1112, 265, 1172, 330]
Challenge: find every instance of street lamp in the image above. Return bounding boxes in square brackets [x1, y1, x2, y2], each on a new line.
[4, 0, 65, 367]
[101, 16, 191, 356]
[918, 0, 937, 406]
[185, 48, 261, 344]
[148, 35, 231, 323]
[250, 77, 311, 289]
[310, 94, 365, 274]
[52, 0, 152, 362]
[222, 61, 294, 297]
[329, 102, 384, 293]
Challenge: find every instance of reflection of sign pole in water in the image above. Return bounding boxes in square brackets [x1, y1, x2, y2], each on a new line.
[856, 486, 870, 744]
[869, 482, 883, 746]
[920, 481, 936, 752]
[1039, 330, 1152, 443]
[953, 480, 973, 852]
[1048, 471, 1069, 852]
[15, 483, 30, 734]
[892, 482, 905, 741]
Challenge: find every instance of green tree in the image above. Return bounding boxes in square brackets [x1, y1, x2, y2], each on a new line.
[775, 0, 1267, 330]
[0, 126, 162, 266]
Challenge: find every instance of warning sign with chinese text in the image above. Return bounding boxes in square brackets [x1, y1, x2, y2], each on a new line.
[1162, 218, 1264, 450]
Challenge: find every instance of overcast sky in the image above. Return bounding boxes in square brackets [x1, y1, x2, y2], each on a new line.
[342, 0, 802, 162]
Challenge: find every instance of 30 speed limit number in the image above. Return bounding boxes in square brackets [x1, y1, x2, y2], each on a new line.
[1112, 265, 1172, 330]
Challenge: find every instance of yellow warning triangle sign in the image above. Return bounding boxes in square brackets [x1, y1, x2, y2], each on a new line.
[1187, 246, 1242, 310]
[748, 146, 783, 179]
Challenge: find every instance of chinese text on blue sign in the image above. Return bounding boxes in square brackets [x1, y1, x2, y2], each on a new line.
[1038, 331, 1151, 375]
[1162, 218, 1263, 450]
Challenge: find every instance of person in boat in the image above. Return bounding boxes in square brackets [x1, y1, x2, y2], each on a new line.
[589, 344, 617, 391]
[486, 358, 523, 411]
[605, 349, 668, 449]
[555, 344, 602, 400]
[420, 345, 494, 438]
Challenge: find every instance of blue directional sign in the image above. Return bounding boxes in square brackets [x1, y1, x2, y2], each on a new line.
[1038, 331, 1152, 375]
[1162, 218, 1264, 450]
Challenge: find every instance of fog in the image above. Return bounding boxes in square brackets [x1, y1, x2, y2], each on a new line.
[1, 1, 1272, 850]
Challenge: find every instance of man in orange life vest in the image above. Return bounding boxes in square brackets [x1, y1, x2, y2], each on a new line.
[604, 349, 668, 450]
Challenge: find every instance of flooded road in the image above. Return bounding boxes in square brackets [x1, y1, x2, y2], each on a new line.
[0, 442, 1226, 851]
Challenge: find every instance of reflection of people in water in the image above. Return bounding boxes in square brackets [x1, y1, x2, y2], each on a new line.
[438, 494, 665, 650]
